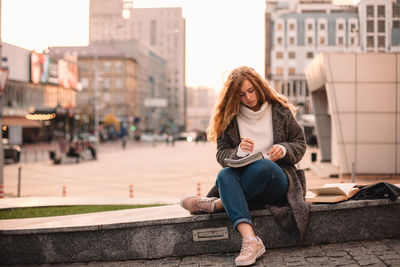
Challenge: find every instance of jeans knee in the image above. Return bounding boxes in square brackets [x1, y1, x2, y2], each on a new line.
[216, 168, 235, 188]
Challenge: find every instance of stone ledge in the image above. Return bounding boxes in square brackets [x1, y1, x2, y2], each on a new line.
[0, 199, 399, 265]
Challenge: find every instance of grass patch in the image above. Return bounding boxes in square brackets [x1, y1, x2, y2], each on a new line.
[0, 204, 165, 220]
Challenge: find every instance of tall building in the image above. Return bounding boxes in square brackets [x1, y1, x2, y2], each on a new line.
[265, 0, 400, 114]
[89, 0, 186, 129]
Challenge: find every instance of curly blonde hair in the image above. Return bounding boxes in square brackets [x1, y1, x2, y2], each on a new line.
[206, 66, 297, 143]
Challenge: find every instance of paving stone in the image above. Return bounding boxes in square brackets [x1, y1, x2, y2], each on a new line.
[383, 259, 400, 266]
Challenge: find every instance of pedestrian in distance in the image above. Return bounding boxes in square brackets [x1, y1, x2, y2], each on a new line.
[180, 66, 309, 266]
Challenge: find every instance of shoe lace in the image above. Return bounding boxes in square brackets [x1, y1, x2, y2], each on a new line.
[197, 198, 214, 212]
[239, 241, 255, 256]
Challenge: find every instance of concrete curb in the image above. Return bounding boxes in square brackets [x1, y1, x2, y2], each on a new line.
[0, 199, 399, 265]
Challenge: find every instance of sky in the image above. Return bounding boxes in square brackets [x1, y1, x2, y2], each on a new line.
[1, 0, 357, 90]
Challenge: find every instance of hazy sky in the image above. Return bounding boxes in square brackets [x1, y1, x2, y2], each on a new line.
[1, 0, 357, 89]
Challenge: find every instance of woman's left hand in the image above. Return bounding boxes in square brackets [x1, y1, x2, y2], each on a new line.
[267, 145, 283, 162]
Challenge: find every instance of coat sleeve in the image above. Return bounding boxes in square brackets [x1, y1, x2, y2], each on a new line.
[277, 110, 306, 165]
[216, 120, 240, 167]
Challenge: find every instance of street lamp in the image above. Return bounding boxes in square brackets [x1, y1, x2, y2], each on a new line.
[93, 47, 100, 152]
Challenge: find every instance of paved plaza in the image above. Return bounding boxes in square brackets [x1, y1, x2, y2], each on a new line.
[4, 141, 399, 201]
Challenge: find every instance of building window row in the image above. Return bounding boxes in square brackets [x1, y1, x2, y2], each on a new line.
[367, 5, 386, 18]
[274, 51, 314, 60]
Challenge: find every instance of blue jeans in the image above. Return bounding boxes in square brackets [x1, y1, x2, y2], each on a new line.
[216, 159, 289, 230]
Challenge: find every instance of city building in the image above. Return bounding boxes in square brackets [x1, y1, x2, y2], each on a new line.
[103, 40, 168, 134]
[265, 0, 400, 115]
[186, 86, 217, 132]
[305, 52, 399, 176]
[2, 42, 77, 144]
[49, 42, 140, 139]
[89, 0, 186, 129]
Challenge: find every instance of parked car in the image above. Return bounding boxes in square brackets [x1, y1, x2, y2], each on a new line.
[3, 138, 21, 163]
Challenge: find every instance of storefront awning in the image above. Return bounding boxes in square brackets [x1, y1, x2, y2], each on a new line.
[2, 117, 42, 128]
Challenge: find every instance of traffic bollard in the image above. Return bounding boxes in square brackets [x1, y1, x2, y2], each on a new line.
[129, 184, 134, 198]
[0, 184, 4, 198]
[197, 182, 201, 196]
[62, 185, 66, 197]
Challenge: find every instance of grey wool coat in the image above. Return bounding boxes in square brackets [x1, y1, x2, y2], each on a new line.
[206, 101, 310, 242]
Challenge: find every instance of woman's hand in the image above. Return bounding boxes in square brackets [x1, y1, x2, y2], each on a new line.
[267, 145, 284, 162]
[240, 138, 254, 153]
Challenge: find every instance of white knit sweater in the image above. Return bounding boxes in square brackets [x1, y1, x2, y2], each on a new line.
[236, 102, 286, 159]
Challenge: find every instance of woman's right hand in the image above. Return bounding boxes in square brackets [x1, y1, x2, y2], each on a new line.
[240, 137, 254, 153]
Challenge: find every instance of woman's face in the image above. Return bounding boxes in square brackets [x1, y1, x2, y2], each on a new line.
[239, 79, 260, 111]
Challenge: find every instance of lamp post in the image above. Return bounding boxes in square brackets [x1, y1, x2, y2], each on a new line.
[93, 48, 100, 153]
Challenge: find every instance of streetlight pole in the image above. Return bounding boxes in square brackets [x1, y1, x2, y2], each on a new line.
[93, 48, 100, 153]
[0, 0, 4, 198]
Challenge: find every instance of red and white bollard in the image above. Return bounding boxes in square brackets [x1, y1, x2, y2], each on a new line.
[0, 184, 4, 198]
[197, 182, 201, 196]
[129, 184, 134, 198]
[62, 185, 66, 197]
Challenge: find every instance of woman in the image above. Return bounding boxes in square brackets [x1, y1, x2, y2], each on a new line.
[181, 66, 308, 266]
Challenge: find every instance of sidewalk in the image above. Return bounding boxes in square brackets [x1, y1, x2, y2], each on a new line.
[33, 238, 400, 266]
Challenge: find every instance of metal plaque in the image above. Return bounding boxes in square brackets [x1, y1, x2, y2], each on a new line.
[193, 227, 229, 242]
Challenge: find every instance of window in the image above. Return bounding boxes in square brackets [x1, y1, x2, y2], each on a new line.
[378, 5, 385, 17]
[378, 20, 385, 32]
[115, 78, 123, 88]
[103, 93, 111, 103]
[320, 23, 325, 30]
[103, 78, 111, 89]
[367, 36, 374, 47]
[103, 61, 111, 72]
[276, 67, 283, 75]
[80, 78, 89, 89]
[289, 37, 295, 45]
[288, 52, 295, 59]
[289, 67, 295, 75]
[350, 23, 356, 31]
[394, 21, 400, 28]
[338, 23, 344, 30]
[307, 52, 314, 59]
[277, 23, 283, 30]
[350, 37, 355, 45]
[289, 23, 295, 30]
[394, 4, 400, 17]
[276, 52, 284, 59]
[338, 36, 344, 45]
[78, 62, 87, 73]
[367, 20, 374, 32]
[115, 61, 123, 72]
[319, 36, 326, 45]
[367, 5, 374, 17]
[115, 93, 123, 103]
[307, 23, 313, 30]
[277, 37, 282, 45]
[307, 37, 313, 44]
[378, 36, 385, 48]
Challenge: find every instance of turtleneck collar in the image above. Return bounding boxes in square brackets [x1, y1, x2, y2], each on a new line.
[238, 102, 270, 124]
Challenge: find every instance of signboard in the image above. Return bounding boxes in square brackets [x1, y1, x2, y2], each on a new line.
[30, 52, 78, 90]
[144, 98, 168, 108]
[30, 52, 50, 84]
[0, 68, 9, 93]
